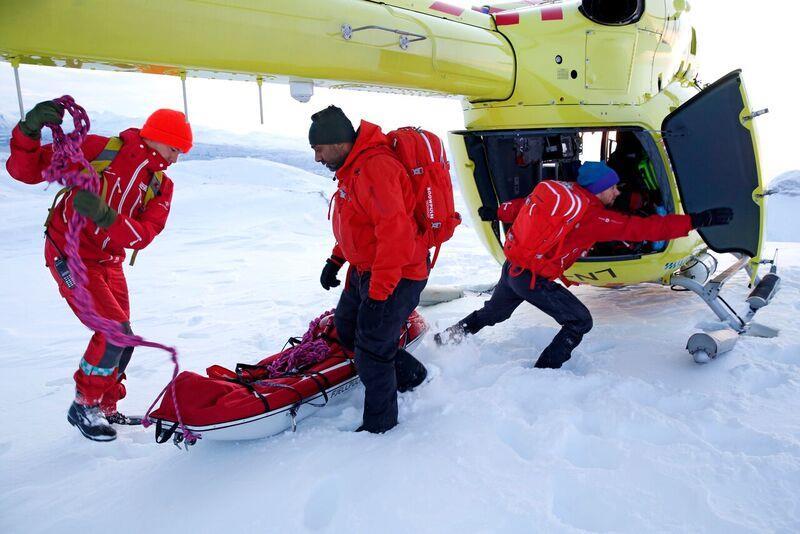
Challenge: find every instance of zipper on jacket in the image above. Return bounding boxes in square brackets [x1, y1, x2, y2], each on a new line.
[118, 160, 148, 212]
[129, 189, 144, 217]
[327, 192, 337, 221]
[107, 177, 122, 208]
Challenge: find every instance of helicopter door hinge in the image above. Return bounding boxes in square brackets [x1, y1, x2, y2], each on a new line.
[743, 108, 769, 122]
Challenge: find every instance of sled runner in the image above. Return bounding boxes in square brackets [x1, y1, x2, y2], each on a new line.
[148, 309, 427, 446]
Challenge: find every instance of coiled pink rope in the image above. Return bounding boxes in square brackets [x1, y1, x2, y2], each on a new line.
[263, 309, 335, 377]
[43, 96, 199, 444]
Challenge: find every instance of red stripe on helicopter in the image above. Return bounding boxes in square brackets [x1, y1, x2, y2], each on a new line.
[541, 7, 563, 20]
[429, 2, 465, 16]
[495, 12, 520, 25]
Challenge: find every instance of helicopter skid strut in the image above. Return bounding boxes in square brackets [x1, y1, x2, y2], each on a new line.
[670, 254, 781, 364]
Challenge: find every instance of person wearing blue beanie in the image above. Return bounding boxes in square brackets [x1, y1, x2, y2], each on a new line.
[435, 160, 735, 370]
[577, 161, 620, 194]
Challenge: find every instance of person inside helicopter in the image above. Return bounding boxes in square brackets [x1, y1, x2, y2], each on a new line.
[474, 128, 673, 258]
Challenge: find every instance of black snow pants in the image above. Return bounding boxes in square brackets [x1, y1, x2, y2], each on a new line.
[460, 262, 593, 368]
[335, 268, 427, 433]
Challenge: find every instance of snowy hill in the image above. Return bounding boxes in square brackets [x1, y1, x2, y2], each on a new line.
[2, 143, 800, 532]
[0, 110, 325, 176]
[767, 170, 800, 242]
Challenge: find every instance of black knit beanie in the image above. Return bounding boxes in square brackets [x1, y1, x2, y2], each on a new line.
[309, 105, 356, 145]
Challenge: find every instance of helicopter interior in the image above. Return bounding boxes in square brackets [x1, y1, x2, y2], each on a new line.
[462, 127, 676, 259]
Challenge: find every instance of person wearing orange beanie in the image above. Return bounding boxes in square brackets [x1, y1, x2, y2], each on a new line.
[5, 102, 192, 441]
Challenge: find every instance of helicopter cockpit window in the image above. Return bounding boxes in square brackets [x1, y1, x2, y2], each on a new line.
[463, 127, 673, 259]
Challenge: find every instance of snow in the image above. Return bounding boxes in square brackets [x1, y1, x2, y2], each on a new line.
[767, 171, 800, 242]
[2, 135, 800, 533]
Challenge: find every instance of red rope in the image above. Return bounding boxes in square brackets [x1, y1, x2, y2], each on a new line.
[43, 96, 199, 444]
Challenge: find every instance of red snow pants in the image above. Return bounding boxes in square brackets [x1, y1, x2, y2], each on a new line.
[45, 241, 132, 411]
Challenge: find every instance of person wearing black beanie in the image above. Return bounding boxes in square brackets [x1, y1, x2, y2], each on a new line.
[308, 106, 357, 172]
[309, 106, 430, 434]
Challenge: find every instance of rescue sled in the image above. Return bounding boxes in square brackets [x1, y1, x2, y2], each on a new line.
[148, 309, 427, 446]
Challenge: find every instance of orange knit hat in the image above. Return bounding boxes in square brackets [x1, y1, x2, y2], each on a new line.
[140, 109, 193, 153]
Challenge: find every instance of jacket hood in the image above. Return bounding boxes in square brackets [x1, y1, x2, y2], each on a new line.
[337, 121, 390, 178]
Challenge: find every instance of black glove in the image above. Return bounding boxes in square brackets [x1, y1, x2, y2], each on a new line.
[73, 190, 117, 228]
[320, 256, 345, 290]
[19, 100, 64, 140]
[358, 297, 386, 332]
[478, 206, 498, 222]
[690, 207, 734, 229]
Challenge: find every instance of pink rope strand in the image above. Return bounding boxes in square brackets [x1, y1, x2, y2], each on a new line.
[262, 309, 335, 378]
[43, 96, 199, 444]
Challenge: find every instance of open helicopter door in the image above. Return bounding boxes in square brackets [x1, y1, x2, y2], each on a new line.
[661, 70, 765, 263]
[663, 71, 779, 362]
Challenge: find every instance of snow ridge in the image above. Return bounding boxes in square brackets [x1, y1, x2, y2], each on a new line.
[768, 170, 800, 196]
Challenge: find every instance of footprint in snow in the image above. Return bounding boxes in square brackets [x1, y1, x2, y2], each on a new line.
[303, 477, 341, 530]
[729, 363, 789, 394]
[560, 429, 624, 470]
[698, 418, 796, 457]
[494, 420, 537, 462]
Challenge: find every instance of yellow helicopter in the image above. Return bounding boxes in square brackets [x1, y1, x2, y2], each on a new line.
[0, 0, 780, 361]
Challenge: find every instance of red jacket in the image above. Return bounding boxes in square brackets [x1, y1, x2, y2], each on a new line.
[6, 125, 174, 264]
[498, 184, 693, 281]
[330, 121, 428, 300]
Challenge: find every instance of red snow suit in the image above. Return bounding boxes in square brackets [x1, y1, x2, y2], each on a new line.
[330, 121, 428, 300]
[6, 125, 175, 407]
[498, 183, 693, 281]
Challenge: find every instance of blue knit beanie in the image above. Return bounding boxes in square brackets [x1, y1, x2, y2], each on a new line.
[577, 162, 620, 194]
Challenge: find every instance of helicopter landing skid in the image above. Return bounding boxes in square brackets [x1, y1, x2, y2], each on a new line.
[670, 254, 781, 363]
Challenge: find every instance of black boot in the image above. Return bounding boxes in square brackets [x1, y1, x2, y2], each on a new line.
[434, 321, 469, 346]
[534, 330, 583, 369]
[67, 402, 117, 442]
[395, 349, 428, 392]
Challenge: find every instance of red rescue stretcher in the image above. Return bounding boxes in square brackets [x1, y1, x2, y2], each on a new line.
[148, 309, 427, 446]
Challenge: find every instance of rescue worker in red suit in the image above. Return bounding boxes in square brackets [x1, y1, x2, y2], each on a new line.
[311, 106, 428, 433]
[5, 100, 192, 441]
[434, 161, 734, 369]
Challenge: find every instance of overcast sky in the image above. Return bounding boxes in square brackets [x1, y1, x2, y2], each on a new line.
[1, 0, 795, 181]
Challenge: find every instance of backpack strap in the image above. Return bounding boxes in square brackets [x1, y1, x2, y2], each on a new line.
[141, 171, 164, 206]
[44, 187, 72, 228]
[128, 170, 163, 266]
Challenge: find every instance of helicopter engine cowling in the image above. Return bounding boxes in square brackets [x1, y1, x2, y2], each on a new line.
[579, 0, 645, 26]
